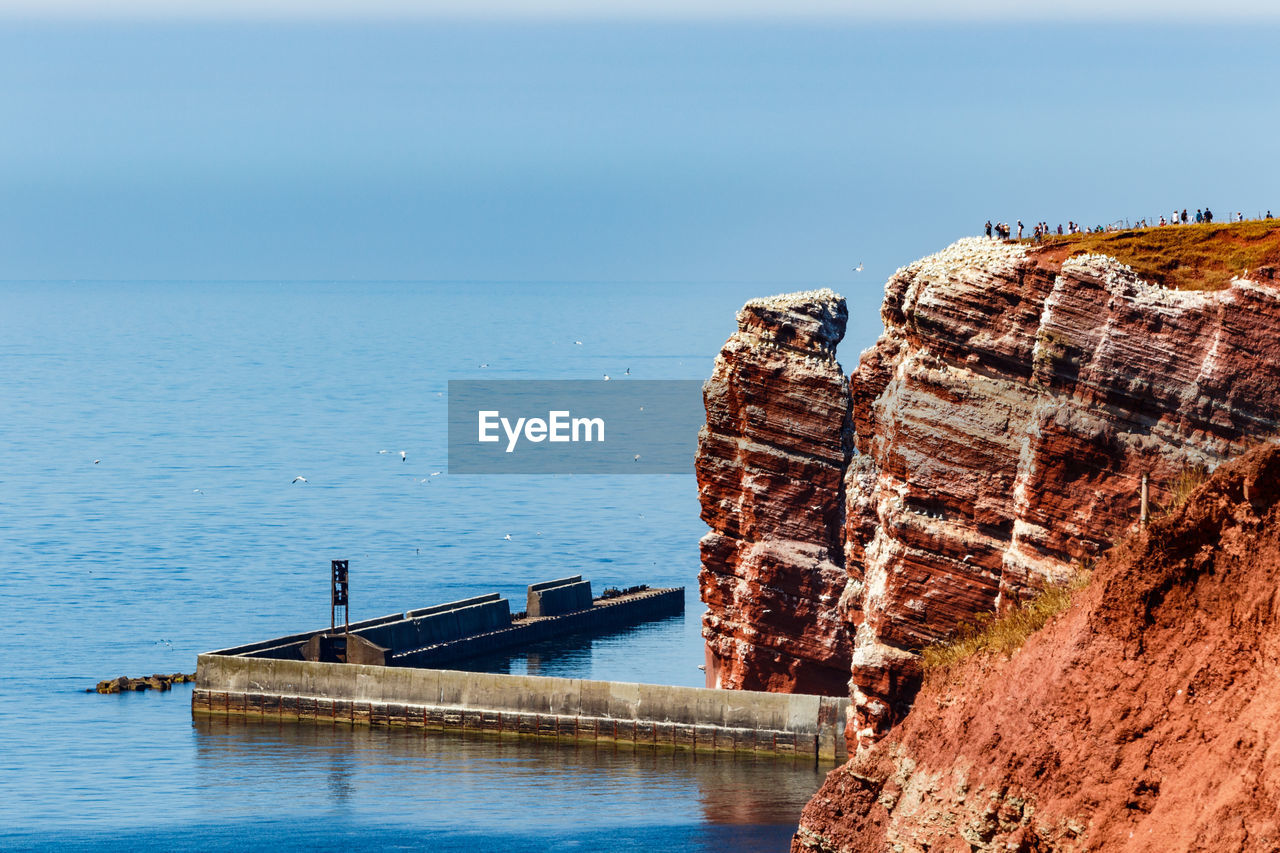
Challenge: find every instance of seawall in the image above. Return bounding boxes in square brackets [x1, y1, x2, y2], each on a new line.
[193, 654, 850, 764]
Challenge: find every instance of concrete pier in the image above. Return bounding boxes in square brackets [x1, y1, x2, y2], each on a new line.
[193, 579, 849, 764]
[217, 586, 682, 666]
[192, 655, 850, 764]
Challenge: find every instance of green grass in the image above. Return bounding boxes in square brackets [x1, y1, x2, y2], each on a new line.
[1030, 220, 1280, 291]
[920, 571, 1091, 671]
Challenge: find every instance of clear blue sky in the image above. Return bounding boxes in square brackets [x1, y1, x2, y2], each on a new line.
[0, 12, 1277, 286]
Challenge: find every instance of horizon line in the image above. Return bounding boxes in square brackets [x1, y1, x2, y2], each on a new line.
[0, 277, 856, 286]
[1, 1, 1280, 23]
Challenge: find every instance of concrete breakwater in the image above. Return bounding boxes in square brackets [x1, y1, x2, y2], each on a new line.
[193, 578, 849, 763]
[192, 656, 850, 764]
[217, 580, 684, 667]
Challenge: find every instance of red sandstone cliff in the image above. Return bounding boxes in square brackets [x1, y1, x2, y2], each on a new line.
[698, 234, 1280, 737]
[696, 289, 853, 695]
[794, 442, 1280, 852]
[844, 238, 1280, 747]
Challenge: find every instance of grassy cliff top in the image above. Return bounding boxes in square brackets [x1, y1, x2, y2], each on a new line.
[1031, 220, 1280, 291]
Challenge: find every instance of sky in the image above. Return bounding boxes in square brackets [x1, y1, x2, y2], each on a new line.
[0, 10, 1278, 286]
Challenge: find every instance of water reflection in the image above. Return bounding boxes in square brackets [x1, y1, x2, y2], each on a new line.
[464, 615, 694, 683]
[192, 716, 825, 832]
[326, 750, 354, 808]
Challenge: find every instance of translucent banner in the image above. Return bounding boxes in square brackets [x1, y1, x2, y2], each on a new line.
[447, 380, 705, 474]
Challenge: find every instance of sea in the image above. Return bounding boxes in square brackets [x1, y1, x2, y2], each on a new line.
[0, 280, 861, 852]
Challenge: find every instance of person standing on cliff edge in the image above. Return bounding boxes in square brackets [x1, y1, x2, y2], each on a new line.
[985, 220, 993, 238]
[1016, 220, 1023, 239]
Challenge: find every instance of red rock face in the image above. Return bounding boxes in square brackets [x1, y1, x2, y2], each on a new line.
[701, 240, 1280, 749]
[795, 443, 1280, 853]
[844, 239, 1280, 749]
[696, 289, 854, 696]
[706, 236, 1280, 742]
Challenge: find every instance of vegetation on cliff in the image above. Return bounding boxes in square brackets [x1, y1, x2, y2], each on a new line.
[918, 572, 1090, 672]
[1034, 220, 1280, 291]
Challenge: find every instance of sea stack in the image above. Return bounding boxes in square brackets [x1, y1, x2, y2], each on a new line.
[696, 288, 854, 696]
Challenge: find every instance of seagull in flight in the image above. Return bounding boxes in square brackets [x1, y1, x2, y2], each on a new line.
[603, 374, 610, 381]
[400, 451, 407, 462]
[503, 533, 512, 541]
[854, 262, 864, 273]
[93, 459, 100, 464]
[292, 476, 308, 484]
[574, 340, 583, 346]
[624, 368, 630, 375]
[378, 449, 390, 454]
[430, 471, 442, 477]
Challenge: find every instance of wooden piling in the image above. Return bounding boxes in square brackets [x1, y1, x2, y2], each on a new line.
[1140, 473, 1150, 526]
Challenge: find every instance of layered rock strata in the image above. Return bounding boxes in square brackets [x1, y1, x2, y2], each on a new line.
[845, 238, 1280, 747]
[696, 289, 854, 695]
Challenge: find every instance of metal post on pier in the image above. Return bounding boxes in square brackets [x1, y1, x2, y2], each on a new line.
[331, 559, 349, 633]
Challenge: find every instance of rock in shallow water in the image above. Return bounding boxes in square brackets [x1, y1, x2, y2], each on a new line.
[93, 673, 194, 693]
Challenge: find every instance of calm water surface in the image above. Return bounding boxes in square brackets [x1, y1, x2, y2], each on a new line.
[0, 280, 850, 851]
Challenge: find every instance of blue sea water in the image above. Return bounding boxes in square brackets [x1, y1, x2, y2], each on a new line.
[0, 280, 851, 851]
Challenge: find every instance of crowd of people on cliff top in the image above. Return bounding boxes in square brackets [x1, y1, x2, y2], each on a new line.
[984, 207, 1275, 242]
